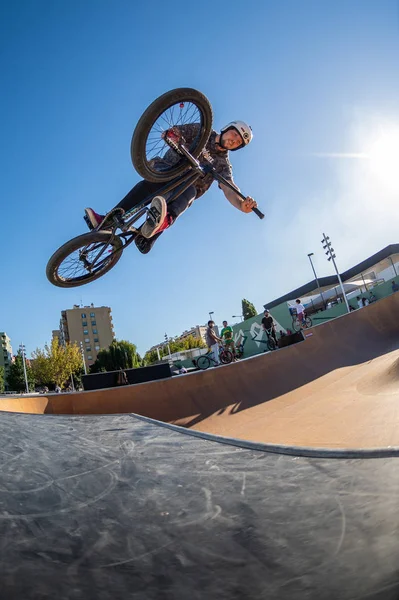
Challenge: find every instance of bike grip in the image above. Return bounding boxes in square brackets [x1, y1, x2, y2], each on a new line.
[252, 206, 265, 220]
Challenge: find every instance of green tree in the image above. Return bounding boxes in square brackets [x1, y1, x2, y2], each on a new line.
[242, 298, 257, 320]
[31, 339, 83, 389]
[143, 334, 206, 365]
[0, 366, 4, 393]
[90, 340, 143, 373]
[7, 352, 36, 392]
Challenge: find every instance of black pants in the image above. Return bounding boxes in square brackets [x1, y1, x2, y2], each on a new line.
[114, 180, 197, 220]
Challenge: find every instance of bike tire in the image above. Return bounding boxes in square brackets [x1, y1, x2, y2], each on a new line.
[305, 317, 312, 328]
[220, 350, 233, 365]
[197, 355, 211, 370]
[267, 338, 277, 351]
[46, 232, 123, 288]
[131, 88, 213, 183]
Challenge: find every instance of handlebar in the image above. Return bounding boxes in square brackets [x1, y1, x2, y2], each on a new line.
[176, 143, 265, 219]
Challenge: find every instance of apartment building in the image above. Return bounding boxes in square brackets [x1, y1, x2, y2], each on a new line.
[59, 304, 115, 369]
[0, 332, 13, 388]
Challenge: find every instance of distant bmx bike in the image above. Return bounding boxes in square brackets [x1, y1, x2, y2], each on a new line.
[292, 312, 312, 332]
[196, 346, 233, 370]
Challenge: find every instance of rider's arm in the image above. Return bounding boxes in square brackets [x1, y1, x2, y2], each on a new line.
[219, 182, 246, 211]
[219, 183, 257, 213]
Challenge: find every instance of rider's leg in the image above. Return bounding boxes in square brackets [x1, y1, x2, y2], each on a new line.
[211, 342, 220, 365]
[141, 185, 197, 239]
[84, 180, 164, 230]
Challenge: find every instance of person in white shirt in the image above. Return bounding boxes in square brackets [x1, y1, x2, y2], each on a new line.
[295, 299, 306, 324]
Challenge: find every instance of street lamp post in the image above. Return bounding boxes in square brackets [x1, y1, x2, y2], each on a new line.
[19, 343, 29, 394]
[80, 341, 87, 375]
[307, 253, 326, 309]
[321, 233, 350, 313]
[232, 314, 244, 322]
[164, 333, 172, 358]
[209, 311, 214, 322]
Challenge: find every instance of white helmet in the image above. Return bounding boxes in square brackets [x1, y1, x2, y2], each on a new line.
[220, 120, 253, 151]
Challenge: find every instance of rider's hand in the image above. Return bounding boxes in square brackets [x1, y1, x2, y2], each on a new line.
[241, 196, 257, 213]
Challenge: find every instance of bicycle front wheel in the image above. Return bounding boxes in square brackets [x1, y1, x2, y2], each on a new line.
[197, 355, 211, 370]
[131, 88, 213, 183]
[46, 232, 123, 288]
[304, 317, 313, 328]
[220, 350, 233, 365]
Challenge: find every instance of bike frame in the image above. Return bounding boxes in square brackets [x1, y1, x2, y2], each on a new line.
[93, 141, 264, 247]
[80, 139, 265, 275]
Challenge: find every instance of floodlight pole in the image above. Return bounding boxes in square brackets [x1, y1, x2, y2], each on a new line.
[307, 253, 326, 309]
[321, 233, 350, 313]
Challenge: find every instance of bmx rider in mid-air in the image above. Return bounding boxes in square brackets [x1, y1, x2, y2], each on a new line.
[84, 121, 258, 253]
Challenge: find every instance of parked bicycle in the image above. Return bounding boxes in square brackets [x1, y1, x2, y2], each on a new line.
[46, 88, 264, 288]
[196, 346, 233, 370]
[292, 311, 312, 332]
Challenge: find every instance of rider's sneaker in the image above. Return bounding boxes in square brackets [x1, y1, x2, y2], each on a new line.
[141, 196, 174, 238]
[84, 208, 105, 230]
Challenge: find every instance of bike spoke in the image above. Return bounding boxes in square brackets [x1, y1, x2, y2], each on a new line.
[145, 101, 203, 167]
[57, 243, 115, 281]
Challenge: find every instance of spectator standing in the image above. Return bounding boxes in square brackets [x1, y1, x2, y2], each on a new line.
[205, 321, 222, 366]
[369, 292, 377, 303]
[357, 296, 363, 309]
[220, 320, 236, 357]
[295, 299, 306, 324]
[261, 309, 278, 345]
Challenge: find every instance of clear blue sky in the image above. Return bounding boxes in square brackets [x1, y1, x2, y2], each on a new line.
[1, 0, 399, 357]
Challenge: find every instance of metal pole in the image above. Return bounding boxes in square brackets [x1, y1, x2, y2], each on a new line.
[209, 311, 214, 322]
[307, 253, 326, 309]
[360, 273, 368, 292]
[19, 343, 29, 394]
[321, 233, 350, 313]
[70, 372, 75, 392]
[80, 342, 87, 375]
[165, 333, 171, 358]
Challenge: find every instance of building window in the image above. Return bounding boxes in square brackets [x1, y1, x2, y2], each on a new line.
[82, 321, 87, 327]
[90, 312, 95, 317]
[81, 313, 86, 318]
[95, 345, 100, 351]
[87, 355, 92, 360]
[83, 329, 88, 335]
[91, 320, 96, 326]
[93, 329, 98, 334]
[94, 338, 99, 343]
[84, 338, 90, 343]
[86, 346, 91, 352]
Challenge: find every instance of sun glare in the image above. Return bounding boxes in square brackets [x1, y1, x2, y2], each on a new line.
[366, 128, 399, 190]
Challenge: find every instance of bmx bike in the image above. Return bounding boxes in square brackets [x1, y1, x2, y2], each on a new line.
[196, 346, 233, 370]
[46, 88, 264, 288]
[291, 312, 312, 332]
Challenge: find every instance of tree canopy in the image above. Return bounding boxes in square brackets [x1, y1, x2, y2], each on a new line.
[7, 352, 35, 392]
[144, 334, 205, 365]
[242, 298, 258, 320]
[90, 340, 143, 373]
[31, 338, 83, 389]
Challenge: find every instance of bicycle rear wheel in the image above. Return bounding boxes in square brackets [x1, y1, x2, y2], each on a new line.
[197, 355, 211, 370]
[267, 337, 277, 351]
[131, 88, 213, 183]
[304, 317, 313, 328]
[46, 232, 123, 288]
